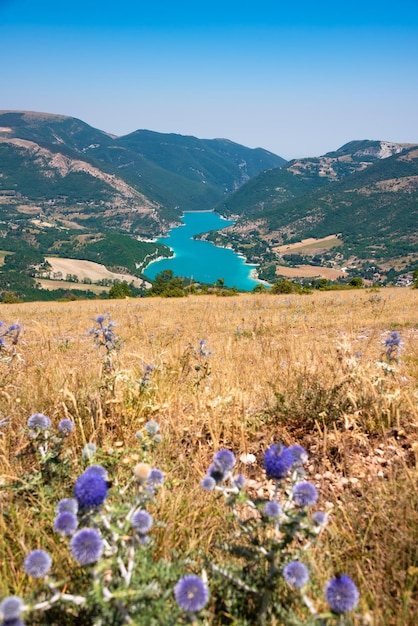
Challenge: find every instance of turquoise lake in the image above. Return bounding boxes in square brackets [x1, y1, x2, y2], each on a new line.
[143, 211, 262, 291]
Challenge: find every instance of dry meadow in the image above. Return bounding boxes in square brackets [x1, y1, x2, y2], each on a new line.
[0, 288, 417, 624]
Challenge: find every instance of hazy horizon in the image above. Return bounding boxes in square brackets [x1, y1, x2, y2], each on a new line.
[1, 0, 417, 160]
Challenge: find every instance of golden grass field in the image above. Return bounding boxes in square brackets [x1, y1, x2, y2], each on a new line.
[0, 288, 417, 624]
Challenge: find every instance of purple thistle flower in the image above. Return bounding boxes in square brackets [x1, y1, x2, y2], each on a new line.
[174, 575, 209, 613]
[207, 463, 226, 484]
[57, 498, 78, 515]
[1, 619, 25, 626]
[147, 468, 164, 487]
[70, 528, 103, 565]
[283, 561, 309, 588]
[232, 474, 246, 489]
[82, 443, 97, 460]
[313, 511, 328, 526]
[0, 596, 23, 620]
[263, 444, 294, 480]
[213, 449, 236, 472]
[264, 501, 282, 518]
[58, 418, 74, 435]
[325, 574, 360, 613]
[83, 465, 108, 480]
[145, 420, 159, 435]
[23, 549, 52, 578]
[27, 413, 51, 430]
[201, 476, 216, 491]
[74, 471, 108, 509]
[288, 444, 308, 466]
[131, 510, 153, 534]
[53, 512, 78, 536]
[292, 482, 318, 507]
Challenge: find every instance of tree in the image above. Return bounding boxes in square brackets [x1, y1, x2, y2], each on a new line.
[109, 281, 132, 299]
[413, 268, 418, 289]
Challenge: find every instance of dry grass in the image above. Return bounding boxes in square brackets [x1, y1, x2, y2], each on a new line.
[0, 288, 417, 623]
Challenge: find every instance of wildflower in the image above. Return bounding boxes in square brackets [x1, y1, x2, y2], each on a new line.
[207, 463, 226, 484]
[1, 618, 25, 626]
[145, 420, 159, 435]
[288, 444, 308, 466]
[198, 339, 212, 358]
[27, 413, 51, 430]
[74, 471, 108, 509]
[58, 418, 74, 435]
[0, 596, 23, 620]
[82, 443, 97, 460]
[70, 528, 104, 565]
[213, 449, 236, 472]
[283, 561, 309, 588]
[263, 444, 294, 480]
[325, 574, 359, 613]
[54, 512, 78, 536]
[313, 511, 328, 526]
[174, 574, 209, 613]
[232, 474, 246, 489]
[140, 365, 155, 387]
[148, 468, 164, 487]
[292, 482, 318, 507]
[201, 476, 216, 491]
[57, 498, 78, 515]
[384, 330, 402, 362]
[264, 501, 282, 518]
[131, 510, 153, 534]
[133, 462, 152, 483]
[23, 549, 52, 578]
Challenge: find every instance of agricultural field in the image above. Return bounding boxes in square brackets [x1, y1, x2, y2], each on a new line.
[0, 289, 417, 625]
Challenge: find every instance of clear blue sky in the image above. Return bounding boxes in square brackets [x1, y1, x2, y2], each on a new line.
[1, 0, 417, 159]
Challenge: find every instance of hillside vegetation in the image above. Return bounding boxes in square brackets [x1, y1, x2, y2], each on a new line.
[0, 289, 417, 624]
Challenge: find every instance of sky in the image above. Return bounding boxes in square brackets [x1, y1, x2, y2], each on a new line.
[1, 0, 418, 159]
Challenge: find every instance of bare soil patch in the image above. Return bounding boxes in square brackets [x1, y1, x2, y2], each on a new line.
[45, 257, 143, 286]
[275, 235, 342, 254]
[275, 265, 346, 279]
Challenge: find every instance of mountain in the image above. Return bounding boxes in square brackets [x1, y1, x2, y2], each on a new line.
[213, 140, 418, 281]
[0, 111, 285, 235]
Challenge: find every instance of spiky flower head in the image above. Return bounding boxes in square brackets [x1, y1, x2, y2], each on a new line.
[53, 512, 78, 536]
[131, 509, 153, 534]
[313, 511, 328, 526]
[213, 449, 236, 472]
[27, 413, 51, 430]
[0, 596, 24, 620]
[83, 464, 108, 480]
[70, 528, 103, 565]
[283, 561, 310, 588]
[232, 474, 246, 489]
[325, 574, 359, 613]
[147, 468, 164, 487]
[58, 418, 74, 435]
[133, 462, 152, 483]
[145, 420, 159, 435]
[74, 471, 108, 509]
[263, 444, 294, 480]
[23, 549, 52, 578]
[201, 475, 216, 491]
[174, 575, 209, 613]
[82, 442, 97, 460]
[292, 482, 318, 507]
[288, 444, 308, 466]
[57, 498, 78, 515]
[264, 501, 282, 518]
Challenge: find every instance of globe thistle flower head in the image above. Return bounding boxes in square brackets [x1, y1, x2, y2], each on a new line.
[82, 442, 97, 460]
[0, 596, 24, 620]
[131, 509, 153, 534]
[232, 474, 246, 489]
[207, 463, 226, 484]
[145, 420, 159, 435]
[292, 482, 318, 507]
[57, 498, 78, 515]
[147, 468, 164, 487]
[263, 444, 294, 480]
[201, 475, 216, 491]
[54, 511, 78, 536]
[313, 511, 328, 526]
[213, 449, 236, 472]
[27, 413, 51, 430]
[23, 549, 52, 578]
[74, 471, 108, 509]
[325, 574, 359, 613]
[288, 444, 308, 466]
[58, 418, 74, 435]
[283, 561, 309, 588]
[264, 500, 282, 519]
[1, 618, 25, 626]
[70, 528, 103, 565]
[174, 574, 209, 613]
[133, 462, 152, 484]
